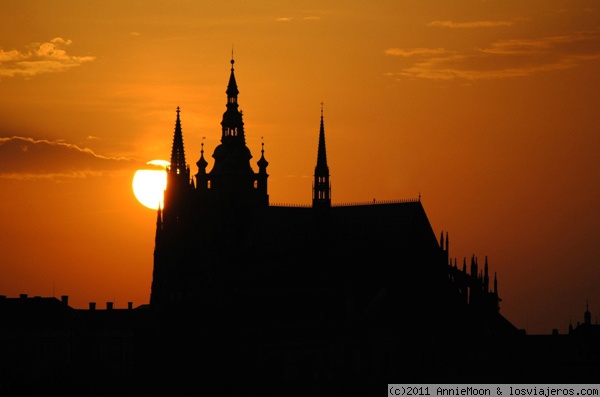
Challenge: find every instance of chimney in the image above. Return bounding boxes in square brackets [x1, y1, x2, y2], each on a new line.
[20, 294, 28, 299]
[89, 302, 96, 311]
[61, 295, 69, 305]
[128, 302, 133, 310]
[106, 302, 113, 310]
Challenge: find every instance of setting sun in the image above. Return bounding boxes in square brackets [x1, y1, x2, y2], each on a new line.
[132, 160, 169, 210]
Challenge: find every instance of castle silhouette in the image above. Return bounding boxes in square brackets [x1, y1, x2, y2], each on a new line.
[1, 57, 599, 396]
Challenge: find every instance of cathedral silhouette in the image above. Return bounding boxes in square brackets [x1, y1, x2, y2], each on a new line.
[2, 57, 600, 396]
[150, 57, 511, 332]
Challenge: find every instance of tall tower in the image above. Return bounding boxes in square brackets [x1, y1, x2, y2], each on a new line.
[151, 106, 193, 307]
[151, 57, 268, 309]
[162, 107, 192, 231]
[312, 103, 331, 209]
[198, 56, 269, 208]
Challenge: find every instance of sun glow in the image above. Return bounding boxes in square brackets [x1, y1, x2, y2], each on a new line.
[132, 160, 169, 210]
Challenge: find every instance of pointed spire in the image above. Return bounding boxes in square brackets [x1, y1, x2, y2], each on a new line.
[315, 103, 329, 172]
[585, 299, 592, 325]
[313, 102, 331, 209]
[226, 56, 239, 100]
[156, 204, 163, 230]
[196, 137, 208, 173]
[155, 204, 163, 244]
[470, 254, 477, 276]
[220, 56, 245, 144]
[440, 231, 444, 249]
[170, 106, 187, 175]
[257, 137, 269, 171]
[484, 256, 489, 292]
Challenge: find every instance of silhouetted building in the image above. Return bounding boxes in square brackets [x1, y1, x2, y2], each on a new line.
[145, 56, 520, 392]
[150, 57, 512, 330]
[4, 56, 600, 396]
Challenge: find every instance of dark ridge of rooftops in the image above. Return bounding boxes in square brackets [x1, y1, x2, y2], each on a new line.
[270, 198, 421, 208]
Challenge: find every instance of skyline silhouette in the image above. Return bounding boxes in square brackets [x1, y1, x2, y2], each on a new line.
[2, 57, 600, 396]
[1, 0, 600, 337]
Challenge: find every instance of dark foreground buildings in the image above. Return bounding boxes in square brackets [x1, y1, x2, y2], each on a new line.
[2, 58, 600, 396]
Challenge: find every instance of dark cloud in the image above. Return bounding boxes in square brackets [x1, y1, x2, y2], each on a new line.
[0, 136, 141, 180]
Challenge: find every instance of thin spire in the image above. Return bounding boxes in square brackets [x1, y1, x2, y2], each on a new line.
[155, 203, 163, 237]
[585, 299, 592, 325]
[313, 102, 331, 208]
[170, 106, 187, 175]
[221, 56, 242, 144]
[226, 55, 239, 100]
[257, 135, 269, 171]
[196, 136, 208, 172]
[484, 256, 489, 292]
[315, 102, 329, 172]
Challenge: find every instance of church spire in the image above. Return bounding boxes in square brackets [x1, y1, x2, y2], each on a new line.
[205, 56, 263, 206]
[226, 57, 239, 102]
[256, 137, 269, 203]
[220, 56, 245, 144]
[484, 256, 490, 292]
[585, 300, 592, 325]
[257, 138, 269, 172]
[312, 102, 331, 209]
[170, 106, 187, 175]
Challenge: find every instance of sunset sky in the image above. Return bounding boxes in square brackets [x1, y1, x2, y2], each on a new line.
[1, 1, 599, 335]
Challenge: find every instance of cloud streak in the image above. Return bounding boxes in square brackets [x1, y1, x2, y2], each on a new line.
[384, 48, 450, 57]
[428, 20, 515, 28]
[0, 136, 139, 180]
[385, 29, 600, 80]
[0, 38, 95, 79]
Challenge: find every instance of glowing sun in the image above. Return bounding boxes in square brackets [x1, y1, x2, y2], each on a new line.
[132, 160, 169, 210]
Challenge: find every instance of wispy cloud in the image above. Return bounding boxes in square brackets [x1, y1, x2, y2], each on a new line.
[385, 48, 450, 57]
[428, 20, 515, 28]
[276, 15, 320, 22]
[0, 136, 139, 180]
[0, 38, 95, 79]
[385, 29, 600, 81]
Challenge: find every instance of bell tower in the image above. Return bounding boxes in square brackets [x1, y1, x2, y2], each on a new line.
[201, 56, 269, 208]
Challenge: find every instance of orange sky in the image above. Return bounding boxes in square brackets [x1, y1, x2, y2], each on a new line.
[1, 1, 599, 335]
